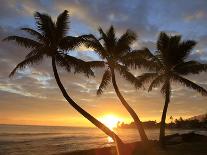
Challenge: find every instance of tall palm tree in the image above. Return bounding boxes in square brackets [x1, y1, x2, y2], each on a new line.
[3, 10, 125, 150]
[124, 32, 207, 146]
[83, 26, 148, 142]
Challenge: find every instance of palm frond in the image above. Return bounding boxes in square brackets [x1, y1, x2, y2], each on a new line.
[20, 28, 43, 41]
[25, 47, 45, 59]
[59, 35, 85, 51]
[116, 30, 136, 55]
[157, 32, 169, 51]
[148, 74, 165, 92]
[116, 64, 141, 89]
[56, 10, 69, 39]
[174, 61, 207, 75]
[86, 61, 105, 68]
[55, 54, 71, 72]
[97, 69, 111, 95]
[99, 26, 116, 53]
[61, 54, 94, 77]
[106, 26, 115, 39]
[171, 73, 207, 96]
[9, 54, 44, 77]
[83, 34, 107, 59]
[106, 26, 116, 48]
[178, 40, 196, 59]
[120, 48, 162, 71]
[34, 12, 55, 40]
[3, 36, 41, 48]
[137, 73, 158, 87]
[98, 27, 108, 42]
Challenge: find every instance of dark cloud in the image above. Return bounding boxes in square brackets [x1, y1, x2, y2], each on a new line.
[53, 0, 158, 38]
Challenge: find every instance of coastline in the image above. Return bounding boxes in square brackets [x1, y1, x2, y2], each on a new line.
[57, 141, 207, 155]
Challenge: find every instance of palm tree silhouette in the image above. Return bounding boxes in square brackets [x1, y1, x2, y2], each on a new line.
[84, 26, 148, 142]
[3, 10, 124, 150]
[127, 32, 207, 146]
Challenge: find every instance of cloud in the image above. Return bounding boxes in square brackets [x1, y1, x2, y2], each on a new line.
[0, 0, 52, 19]
[54, 0, 158, 39]
[0, 0, 207, 125]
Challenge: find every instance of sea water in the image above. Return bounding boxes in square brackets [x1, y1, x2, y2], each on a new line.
[0, 124, 206, 155]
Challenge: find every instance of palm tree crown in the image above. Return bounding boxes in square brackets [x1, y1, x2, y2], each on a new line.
[84, 26, 141, 94]
[3, 10, 93, 77]
[135, 32, 207, 96]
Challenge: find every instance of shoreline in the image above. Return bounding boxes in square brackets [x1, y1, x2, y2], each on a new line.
[57, 141, 207, 155]
[57, 133, 207, 155]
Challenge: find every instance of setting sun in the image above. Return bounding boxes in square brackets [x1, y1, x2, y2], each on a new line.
[99, 114, 122, 130]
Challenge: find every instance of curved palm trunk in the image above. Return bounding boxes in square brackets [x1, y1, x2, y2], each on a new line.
[159, 92, 170, 147]
[111, 68, 148, 142]
[52, 57, 127, 155]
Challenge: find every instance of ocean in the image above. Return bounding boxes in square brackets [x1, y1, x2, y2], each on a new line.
[0, 124, 206, 155]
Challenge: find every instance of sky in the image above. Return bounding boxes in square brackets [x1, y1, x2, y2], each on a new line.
[0, 0, 207, 127]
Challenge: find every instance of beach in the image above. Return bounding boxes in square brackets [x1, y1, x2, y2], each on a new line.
[60, 141, 207, 155]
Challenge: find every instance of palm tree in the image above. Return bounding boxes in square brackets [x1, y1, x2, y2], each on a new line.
[3, 10, 125, 151]
[125, 32, 207, 146]
[83, 26, 148, 142]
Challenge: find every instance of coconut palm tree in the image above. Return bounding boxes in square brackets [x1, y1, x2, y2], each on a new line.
[83, 26, 148, 142]
[3, 10, 125, 151]
[124, 32, 207, 146]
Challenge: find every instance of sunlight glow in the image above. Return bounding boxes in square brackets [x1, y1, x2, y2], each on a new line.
[107, 136, 114, 143]
[99, 114, 122, 130]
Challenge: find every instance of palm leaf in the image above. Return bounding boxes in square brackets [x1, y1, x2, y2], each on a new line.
[97, 69, 111, 95]
[116, 64, 141, 89]
[20, 28, 43, 41]
[56, 10, 69, 39]
[86, 61, 105, 68]
[3, 36, 41, 48]
[55, 54, 71, 72]
[171, 73, 207, 96]
[116, 30, 136, 55]
[179, 40, 196, 58]
[62, 54, 94, 77]
[148, 74, 165, 92]
[120, 48, 162, 71]
[137, 73, 158, 87]
[99, 26, 116, 53]
[157, 32, 170, 51]
[174, 61, 207, 75]
[9, 54, 44, 77]
[34, 12, 55, 40]
[98, 27, 108, 43]
[25, 47, 46, 59]
[83, 34, 107, 59]
[59, 35, 85, 51]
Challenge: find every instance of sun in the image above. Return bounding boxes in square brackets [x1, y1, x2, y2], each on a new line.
[99, 114, 122, 130]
